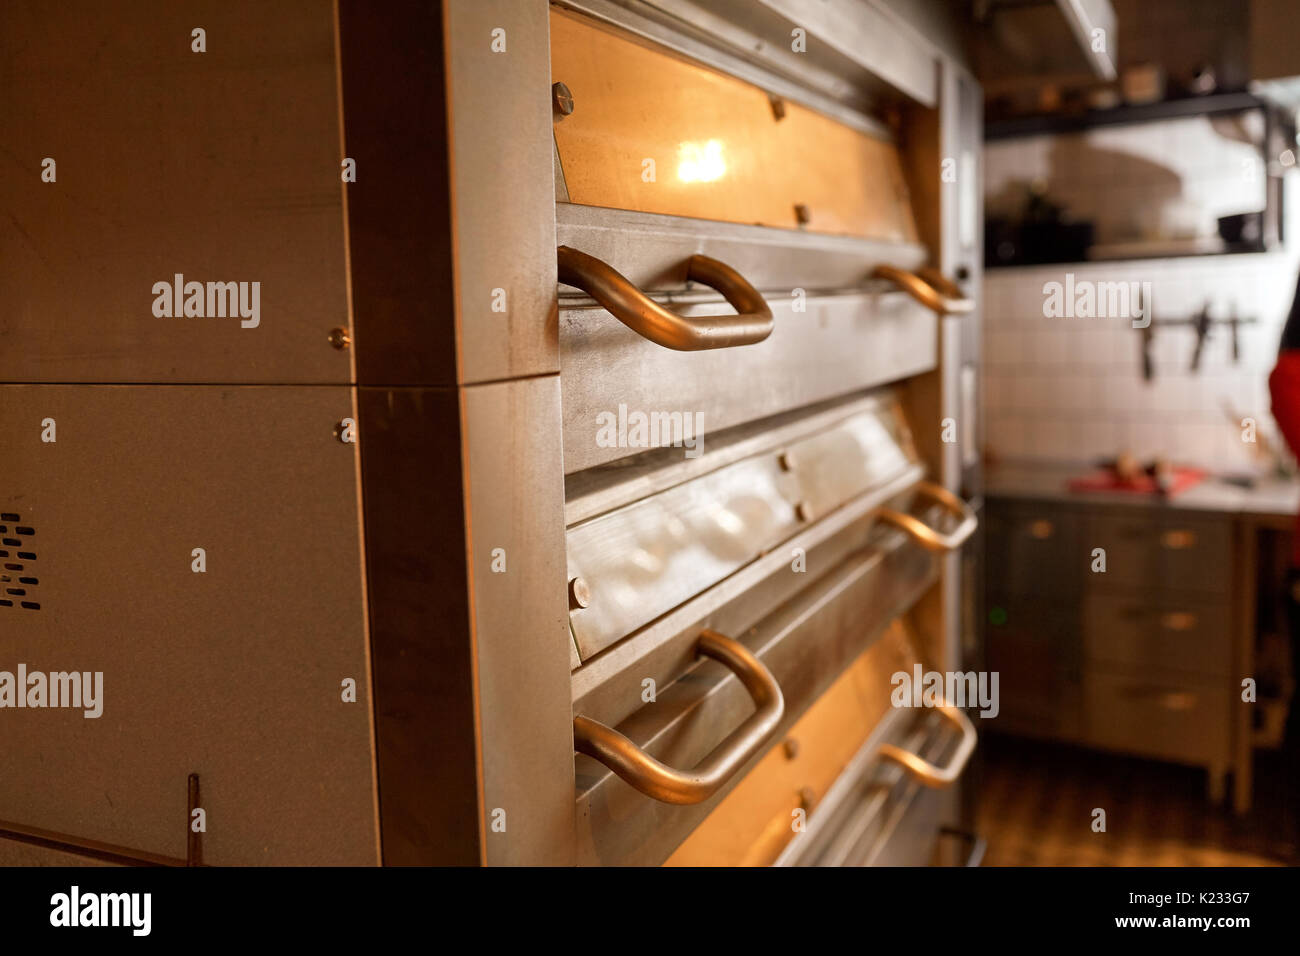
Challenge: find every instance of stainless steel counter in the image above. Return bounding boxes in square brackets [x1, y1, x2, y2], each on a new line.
[986, 462, 1300, 522]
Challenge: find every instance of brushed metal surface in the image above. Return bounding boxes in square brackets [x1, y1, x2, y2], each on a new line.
[339, 0, 459, 388]
[356, 385, 482, 865]
[561, 289, 937, 473]
[0, 385, 378, 865]
[565, 391, 908, 526]
[566, 401, 916, 660]
[755, 0, 938, 106]
[461, 377, 578, 865]
[574, 529, 938, 865]
[446, 0, 559, 383]
[569, 479, 922, 724]
[556, 202, 927, 293]
[0, 1, 351, 385]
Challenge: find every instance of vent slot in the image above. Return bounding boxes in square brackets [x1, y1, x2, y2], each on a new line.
[0, 514, 39, 610]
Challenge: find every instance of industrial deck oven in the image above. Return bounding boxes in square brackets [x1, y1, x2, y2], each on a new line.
[1, 0, 983, 866]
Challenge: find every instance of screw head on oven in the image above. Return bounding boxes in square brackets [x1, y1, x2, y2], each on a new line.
[552, 81, 575, 117]
[568, 576, 592, 610]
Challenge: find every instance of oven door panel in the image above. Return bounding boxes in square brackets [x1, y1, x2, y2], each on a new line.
[565, 393, 922, 661]
[573, 520, 939, 866]
[561, 290, 937, 473]
[778, 706, 969, 867]
[550, 6, 917, 242]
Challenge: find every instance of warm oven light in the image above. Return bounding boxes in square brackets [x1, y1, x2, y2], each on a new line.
[677, 139, 726, 183]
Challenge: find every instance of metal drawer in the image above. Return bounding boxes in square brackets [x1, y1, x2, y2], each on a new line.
[565, 393, 922, 661]
[550, 6, 917, 241]
[573, 522, 941, 866]
[1086, 512, 1231, 596]
[865, 785, 944, 867]
[1083, 594, 1232, 677]
[1083, 669, 1230, 766]
[984, 593, 1084, 740]
[560, 289, 938, 473]
[985, 502, 1082, 599]
[777, 703, 972, 867]
[663, 628, 915, 867]
[1, 385, 378, 865]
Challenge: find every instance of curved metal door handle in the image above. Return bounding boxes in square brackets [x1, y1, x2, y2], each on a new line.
[878, 703, 977, 788]
[557, 246, 774, 350]
[876, 480, 978, 552]
[572, 630, 785, 804]
[872, 264, 974, 315]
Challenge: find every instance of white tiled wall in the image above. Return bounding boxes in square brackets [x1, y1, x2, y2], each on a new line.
[982, 175, 1300, 473]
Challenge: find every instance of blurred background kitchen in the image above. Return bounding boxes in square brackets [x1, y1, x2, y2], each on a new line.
[967, 0, 1300, 865]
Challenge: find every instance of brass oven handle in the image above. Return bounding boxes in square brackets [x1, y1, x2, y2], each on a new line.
[871, 264, 974, 315]
[878, 703, 977, 788]
[572, 630, 785, 805]
[557, 246, 774, 350]
[875, 481, 978, 552]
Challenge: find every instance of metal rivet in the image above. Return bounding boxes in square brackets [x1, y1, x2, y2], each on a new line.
[795, 501, 814, 522]
[783, 738, 800, 760]
[552, 81, 575, 116]
[328, 327, 352, 351]
[794, 203, 811, 226]
[568, 576, 591, 610]
[778, 450, 797, 471]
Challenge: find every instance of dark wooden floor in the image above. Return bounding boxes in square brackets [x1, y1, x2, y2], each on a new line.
[974, 734, 1296, 866]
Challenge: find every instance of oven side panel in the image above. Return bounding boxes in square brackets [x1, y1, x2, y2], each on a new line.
[340, 0, 575, 865]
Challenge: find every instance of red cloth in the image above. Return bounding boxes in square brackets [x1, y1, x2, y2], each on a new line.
[1269, 351, 1300, 565]
[1067, 467, 1205, 495]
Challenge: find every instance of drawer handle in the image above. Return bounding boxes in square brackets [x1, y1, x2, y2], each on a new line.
[572, 630, 785, 804]
[557, 246, 774, 350]
[871, 265, 974, 315]
[878, 703, 978, 788]
[939, 826, 988, 867]
[1027, 519, 1054, 540]
[1161, 529, 1197, 550]
[876, 481, 978, 552]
